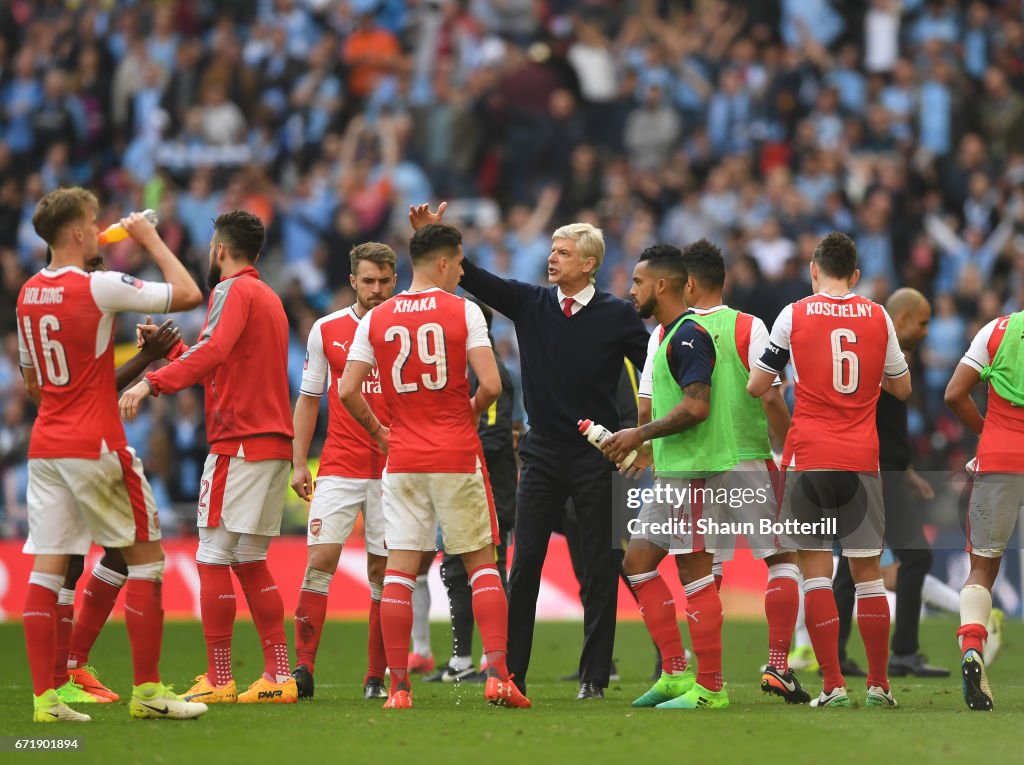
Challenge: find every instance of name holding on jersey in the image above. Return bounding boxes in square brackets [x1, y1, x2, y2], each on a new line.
[805, 301, 874, 318]
[21, 286, 64, 305]
[393, 295, 438, 313]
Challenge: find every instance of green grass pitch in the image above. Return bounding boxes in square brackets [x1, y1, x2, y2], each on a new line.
[0, 618, 1020, 764]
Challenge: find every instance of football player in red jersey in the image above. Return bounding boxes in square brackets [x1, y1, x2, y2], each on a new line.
[339, 223, 530, 710]
[120, 211, 297, 705]
[22, 313, 182, 706]
[290, 242, 397, 700]
[17, 187, 206, 722]
[945, 309, 1024, 710]
[748, 232, 911, 708]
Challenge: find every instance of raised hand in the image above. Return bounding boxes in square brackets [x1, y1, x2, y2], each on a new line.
[408, 201, 448, 231]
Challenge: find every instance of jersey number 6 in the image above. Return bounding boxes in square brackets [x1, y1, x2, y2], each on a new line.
[830, 328, 859, 394]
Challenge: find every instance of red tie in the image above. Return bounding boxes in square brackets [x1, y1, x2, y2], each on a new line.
[562, 297, 575, 317]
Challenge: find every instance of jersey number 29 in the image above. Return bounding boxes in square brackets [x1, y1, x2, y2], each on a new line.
[385, 323, 448, 393]
[21, 315, 70, 387]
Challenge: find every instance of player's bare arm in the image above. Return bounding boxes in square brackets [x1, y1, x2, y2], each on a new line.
[944, 362, 985, 435]
[291, 394, 320, 501]
[603, 382, 710, 465]
[467, 345, 501, 420]
[882, 369, 912, 401]
[121, 212, 203, 311]
[114, 318, 182, 391]
[20, 366, 41, 406]
[118, 379, 152, 422]
[409, 201, 448, 231]
[339, 359, 389, 453]
[760, 385, 791, 443]
[747, 366, 776, 398]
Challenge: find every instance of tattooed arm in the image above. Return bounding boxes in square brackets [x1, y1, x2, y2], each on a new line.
[338, 359, 390, 452]
[600, 382, 710, 465]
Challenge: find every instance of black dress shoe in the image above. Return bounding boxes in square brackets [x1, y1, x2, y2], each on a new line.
[577, 682, 604, 700]
[563, 660, 619, 683]
[292, 665, 314, 699]
[889, 653, 950, 677]
[818, 657, 867, 678]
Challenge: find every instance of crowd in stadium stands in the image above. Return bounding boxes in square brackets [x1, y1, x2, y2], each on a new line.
[3, 0, 1024, 535]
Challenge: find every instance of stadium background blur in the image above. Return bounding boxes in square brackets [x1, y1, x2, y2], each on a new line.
[1, 0, 1023, 568]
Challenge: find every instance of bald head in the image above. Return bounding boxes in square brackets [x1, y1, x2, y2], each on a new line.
[886, 288, 931, 351]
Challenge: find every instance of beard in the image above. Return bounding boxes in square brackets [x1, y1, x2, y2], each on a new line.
[634, 296, 657, 319]
[207, 262, 222, 291]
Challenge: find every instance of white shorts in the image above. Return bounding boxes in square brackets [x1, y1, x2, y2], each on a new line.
[967, 474, 1024, 558]
[308, 475, 386, 556]
[198, 455, 289, 537]
[26, 449, 160, 555]
[382, 466, 498, 555]
[710, 459, 783, 562]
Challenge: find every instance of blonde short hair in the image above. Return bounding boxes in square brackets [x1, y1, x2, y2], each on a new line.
[32, 187, 99, 246]
[551, 222, 604, 284]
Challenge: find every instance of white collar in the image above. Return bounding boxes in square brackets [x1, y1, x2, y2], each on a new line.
[687, 304, 729, 315]
[815, 291, 857, 300]
[557, 283, 595, 306]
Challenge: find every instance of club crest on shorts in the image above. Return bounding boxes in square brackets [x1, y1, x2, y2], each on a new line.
[310, 518, 322, 537]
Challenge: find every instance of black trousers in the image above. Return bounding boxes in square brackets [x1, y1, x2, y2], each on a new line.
[836, 473, 933, 658]
[507, 431, 622, 692]
[439, 525, 510, 660]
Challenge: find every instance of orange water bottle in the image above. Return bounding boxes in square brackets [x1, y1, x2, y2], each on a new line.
[98, 209, 159, 246]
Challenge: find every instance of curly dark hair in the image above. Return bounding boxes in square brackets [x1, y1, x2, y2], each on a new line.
[812, 231, 858, 280]
[638, 243, 688, 286]
[213, 210, 265, 262]
[680, 238, 725, 289]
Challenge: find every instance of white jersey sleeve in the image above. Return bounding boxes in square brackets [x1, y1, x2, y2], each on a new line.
[299, 318, 328, 397]
[637, 328, 660, 399]
[465, 300, 492, 351]
[90, 271, 172, 314]
[347, 307, 376, 366]
[17, 316, 34, 369]
[755, 303, 794, 374]
[882, 308, 910, 378]
[749, 316, 781, 386]
[961, 318, 1000, 372]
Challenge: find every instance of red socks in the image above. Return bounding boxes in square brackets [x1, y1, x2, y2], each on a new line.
[804, 578, 844, 692]
[765, 564, 800, 671]
[381, 570, 416, 693]
[957, 623, 988, 655]
[54, 589, 75, 687]
[629, 572, 687, 674]
[198, 562, 236, 686]
[469, 565, 509, 681]
[294, 590, 328, 675]
[124, 577, 163, 685]
[855, 579, 891, 691]
[366, 583, 387, 683]
[685, 575, 724, 691]
[67, 564, 125, 668]
[24, 576, 61, 696]
[233, 561, 289, 682]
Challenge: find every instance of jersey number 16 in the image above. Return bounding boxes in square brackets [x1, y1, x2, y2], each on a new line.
[21, 315, 70, 387]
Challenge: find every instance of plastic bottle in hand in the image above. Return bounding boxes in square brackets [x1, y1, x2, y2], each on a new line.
[99, 209, 159, 246]
[578, 419, 637, 469]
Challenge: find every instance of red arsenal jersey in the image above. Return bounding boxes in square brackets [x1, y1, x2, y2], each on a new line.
[756, 293, 909, 472]
[300, 306, 388, 479]
[147, 266, 293, 460]
[348, 288, 491, 473]
[960, 315, 1024, 474]
[17, 267, 172, 459]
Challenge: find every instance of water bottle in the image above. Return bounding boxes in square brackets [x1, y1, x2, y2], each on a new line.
[578, 419, 637, 469]
[98, 209, 159, 246]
